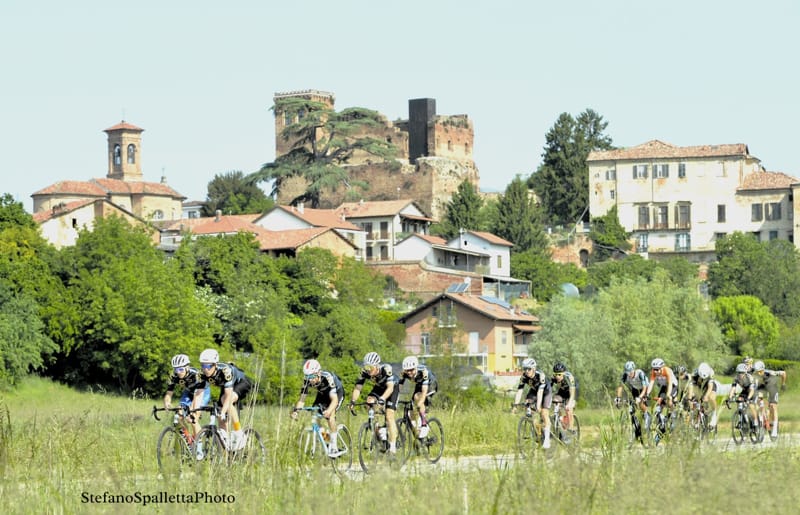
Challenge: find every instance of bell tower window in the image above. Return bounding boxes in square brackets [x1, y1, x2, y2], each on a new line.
[114, 144, 122, 165]
[127, 144, 136, 164]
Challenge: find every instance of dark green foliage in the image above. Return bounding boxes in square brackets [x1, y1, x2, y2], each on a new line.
[491, 175, 549, 254]
[430, 180, 485, 240]
[203, 170, 274, 216]
[708, 232, 800, 323]
[711, 295, 780, 358]
[249, 98, 399, 208]
[511, 250, 587, 302]
[588, 205, 631, 263]
[0, 194, 36, 231]
[528, 109, 613, 226]
[588, 254, 698, 291]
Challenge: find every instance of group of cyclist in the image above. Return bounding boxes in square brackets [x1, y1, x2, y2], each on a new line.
[511, 358, 578, 449]
[290, 351, 438, 458]
[615, 356, 787, 439]
[162, 348, 254, 455]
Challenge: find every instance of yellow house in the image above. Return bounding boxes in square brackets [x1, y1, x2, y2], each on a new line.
[397, 289, 539, 375]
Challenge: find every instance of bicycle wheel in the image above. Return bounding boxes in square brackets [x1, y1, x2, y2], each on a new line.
[570, 415, 581, 444]
[194, 426, 226, 465]
[357, 422, 383, 473]
[516, 416, 536, 459]
[749, 416, 764, 444]
[297, 428, 321, 471]
[731, 412, 745, 445]
[396, 419, 414, 465]
[229, 428, 266, 465]
[156, 426, 191, 476]
[330, 424, 353, 475]
[419, 418, 444, 464]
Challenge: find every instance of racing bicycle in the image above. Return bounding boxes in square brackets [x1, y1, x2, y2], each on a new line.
[396, 399, 444, 464]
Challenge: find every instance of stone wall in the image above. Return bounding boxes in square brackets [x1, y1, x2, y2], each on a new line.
[367, 261, 482, 301]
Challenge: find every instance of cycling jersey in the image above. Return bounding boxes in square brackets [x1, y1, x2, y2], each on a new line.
[399, 364, 438, 396]
[356, 363, 400, 409]
[202, 362, 253, 406]
[753, 369, 783, 404]
[731, 372, 756, 401]
[620, 369, 649, 394]
[550, 371, 577, 400]
[165, 367, 206, 395]
[300, 370, 345, 410]
[518, 369, 552, 409]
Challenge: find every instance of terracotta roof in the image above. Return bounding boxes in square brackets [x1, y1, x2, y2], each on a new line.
[400, 292, 538, 324]
[91, 178, 185, 198]
[32, 199, 96, 223]
[269, 205, 362, 230]
[466, 230, 513, 247]
[254, 227, 352, 251]
[414, 234, 447, 245]
[32, 180, 108, 197]
[336, 199, 430, 219]
[587, 140, 752, 162]
[739, 171, 799, 191]
[104, 121, 144, 132]
[168, 214, 264, 235]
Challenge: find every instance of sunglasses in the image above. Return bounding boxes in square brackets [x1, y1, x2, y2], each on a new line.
[523, 367, 534, 372]
[174, 367, 186, 373]
[305, 373, 318, 380]
[652, 368, 662, 372]
[404, 368, 415, 373]
[201, 363, 214, 370]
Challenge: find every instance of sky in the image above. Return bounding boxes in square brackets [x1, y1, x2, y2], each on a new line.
[2, 1, 799, 213]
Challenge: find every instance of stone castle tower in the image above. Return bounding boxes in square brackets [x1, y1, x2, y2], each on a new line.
[271, 90, 479, 220]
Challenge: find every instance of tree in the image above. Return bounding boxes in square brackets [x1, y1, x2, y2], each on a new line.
[0, 193, 36, 231]
[203, 170, 274, 216]
[528, 109, 613, 226]
[588, 205, 631, 263]
[708, 232, 800, 323]
[711, 295, 780, 358]
[511, 251, 587, 302]
[491, 175, 549, 254]
[430, 180, 485, 240]
[248, 97, 399, 207]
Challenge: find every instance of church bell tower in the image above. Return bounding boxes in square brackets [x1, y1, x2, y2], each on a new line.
[104, 121, 144, 181]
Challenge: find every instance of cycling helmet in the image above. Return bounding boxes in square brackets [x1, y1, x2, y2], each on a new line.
[303, 359, 321, 376]
[553, 362, 567, 373]
[522, 358, 537, 369]
[743, 356, 754, 366]
[753, 360, 765, 372]
[697, 362, 713, 380]
[363, 352, 381, 366]
[624, 361, 636, 373]
[676, 365, 687, 375]
[402, 356, 419, 370]
[171, 354, 190, 368]
[735, 363, 748, 373]
[199, 348, 220, 364]
[651, 358, 665, 369]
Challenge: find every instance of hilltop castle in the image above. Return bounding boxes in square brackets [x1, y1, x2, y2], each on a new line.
[271, 90, 480, 220]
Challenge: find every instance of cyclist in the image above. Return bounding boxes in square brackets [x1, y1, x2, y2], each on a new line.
[163, 353, 211, 438]
[615, 361, 651, 429]
[512, 358, 552, 449]
[349, 351, 401, 456]
[550, 361, 577, 432]
[398, 355, 438, 439]
[291, 358, 346, 457]
[690, 362, 719, 428]
[726, 362, 758, 429]
[675, 365, 693, 410]
[752, 360, 787, 438]
[198, 348, 254, 451]
[645, 358, 678, 417]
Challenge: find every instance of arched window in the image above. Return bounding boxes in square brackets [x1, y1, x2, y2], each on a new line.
[152, 209, 164, 220]
[127, 144, 136, 164]
[114, 144, 121, 165]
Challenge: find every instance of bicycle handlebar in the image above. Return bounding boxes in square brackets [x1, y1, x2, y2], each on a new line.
[151, 405, 195, 422]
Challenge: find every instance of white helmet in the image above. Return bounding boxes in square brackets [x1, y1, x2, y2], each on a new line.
[624, 361, 636, 373]
[735, 363, 748, 373]
[363, 352, 381, 366]
[697, 362, 714, 380]
[651, 358, 665, 369]
[753, 360, 766, 372]
[303, 359, 321, 376]
[402, 356, 419, 370]
[522, 358, 537, 369]
[199, 348, 219, 364]
[171, 354, 190, 368]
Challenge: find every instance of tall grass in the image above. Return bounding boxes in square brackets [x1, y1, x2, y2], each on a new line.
[1, 377, 798, 514]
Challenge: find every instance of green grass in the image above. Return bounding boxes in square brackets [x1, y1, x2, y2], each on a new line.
[0, 376, 798, 514]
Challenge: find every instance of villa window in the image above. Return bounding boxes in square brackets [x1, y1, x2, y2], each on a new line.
[654, 164, 669, 178]
[752, 204, 763, 221]
[633, 164, 648, 179]
[678, 163, 686, 178]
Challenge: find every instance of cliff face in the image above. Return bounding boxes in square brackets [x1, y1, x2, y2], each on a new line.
[276, 157, 479, 220]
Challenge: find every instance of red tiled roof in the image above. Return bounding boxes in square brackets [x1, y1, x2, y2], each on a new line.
[444, 293, 537, 322]
[587, 140, 752, 162]
[739, 171, 799, 191]
[92, 178, 184, 198]
[104, 121, 144, 132]
[32, 180, 108, 197]
[32, 199, 96, 223]
[271, 205, 362, 230]
[415, 234, 447, 245]
[255, 227, 343, 250]
[180, 215, 267, 236]
[336, 199, 429, 218]
[466, 230, 513, 247]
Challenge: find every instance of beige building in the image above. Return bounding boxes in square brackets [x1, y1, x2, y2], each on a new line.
[32, 121, 185, 247]
[588, 140, 799, 262]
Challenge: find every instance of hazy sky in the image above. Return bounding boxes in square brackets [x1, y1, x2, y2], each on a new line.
[2, 1, 798, 212]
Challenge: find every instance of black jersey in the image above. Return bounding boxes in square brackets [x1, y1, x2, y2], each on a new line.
[202, 362, 249, 389]
[165, 367, 206, 394]
[300, 370, 344, 399]
[517, 369, 551, 396]
[399, 364, 437, 389]
[355, 363, 398, 388]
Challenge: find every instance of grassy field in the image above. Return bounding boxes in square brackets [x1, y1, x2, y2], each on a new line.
[1, 377, 798, 514]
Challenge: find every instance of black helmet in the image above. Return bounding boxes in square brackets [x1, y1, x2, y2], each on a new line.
[553, 362, 567, 373]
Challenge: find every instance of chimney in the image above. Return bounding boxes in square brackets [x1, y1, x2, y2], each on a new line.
[298, 201, 304, 214]
[215, 209, 222, 221]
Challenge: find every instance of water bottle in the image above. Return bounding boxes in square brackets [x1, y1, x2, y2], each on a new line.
[321, 427, 330, 442]
[378, 426, 387, 441]
[173, 413, 180, 425]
